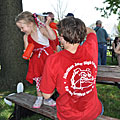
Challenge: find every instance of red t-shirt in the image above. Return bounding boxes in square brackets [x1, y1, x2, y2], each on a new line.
[40, 33, 102, 120]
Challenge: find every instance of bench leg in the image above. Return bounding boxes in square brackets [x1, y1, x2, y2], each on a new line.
[14, 104, 36, 120]
[115, 82, 120, 89]
[15, 104, 21, 120]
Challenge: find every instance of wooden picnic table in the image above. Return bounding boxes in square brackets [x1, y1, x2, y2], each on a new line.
[6, 92, 120, 120]
[97, 65, 120, 85]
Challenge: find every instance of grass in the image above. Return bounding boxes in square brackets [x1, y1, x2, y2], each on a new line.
[97, 84, 120, 119]
[107, 49, 118, 65]
[0, 91, 15, 120]
[0, 56, 120, 120]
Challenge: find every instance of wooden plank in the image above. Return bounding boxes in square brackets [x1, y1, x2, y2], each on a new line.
[96, 115, 120, 120]
[6, 93, 120, 120]
[6, 93, 57, 120]
[97, 65, 120, 82]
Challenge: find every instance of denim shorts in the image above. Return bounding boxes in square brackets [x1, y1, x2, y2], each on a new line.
[100, 100, 104, 115]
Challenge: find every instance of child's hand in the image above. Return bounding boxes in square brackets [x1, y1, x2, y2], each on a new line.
[30, 52, 33, 58]
[45, 16, 51, 26]
[28, 52, 33, 60]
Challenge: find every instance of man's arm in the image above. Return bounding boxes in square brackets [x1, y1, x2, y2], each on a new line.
[40, 55, 56, 100]
[104, 29, 110, 41]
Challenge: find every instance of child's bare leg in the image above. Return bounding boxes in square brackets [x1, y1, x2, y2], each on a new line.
[33, 77, 43, 108]
[37, 91, 42, 96]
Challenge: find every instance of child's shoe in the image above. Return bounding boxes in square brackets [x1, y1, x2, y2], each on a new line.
[43, 98, 56, 107]
[33, 96, 43, 108]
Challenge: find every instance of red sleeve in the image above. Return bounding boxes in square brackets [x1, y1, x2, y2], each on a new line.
[40, 56, 56, 94]
[86, 33, 97, 44]
[85, 33, 98, 50]
[87, 33, 98, 54]
[83, 33, 98, 65]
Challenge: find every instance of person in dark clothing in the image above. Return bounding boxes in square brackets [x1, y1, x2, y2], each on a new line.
[94, 20, 110, 65]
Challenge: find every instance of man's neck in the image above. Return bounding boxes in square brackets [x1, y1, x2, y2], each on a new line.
[65, 43, 79, 54]
[97, 25, 101, 27]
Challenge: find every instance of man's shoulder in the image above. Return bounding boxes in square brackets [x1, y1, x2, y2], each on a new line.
[99, 28, 108, 35]
[95, 27, 107, 35]
[94, 27, 98, 30]
[94, 27, 105, 31]
[98, 27, 106, 32]
[48, 50, 64, 60]
[45, 50, 65, 67]
[87, 33, 96, 38]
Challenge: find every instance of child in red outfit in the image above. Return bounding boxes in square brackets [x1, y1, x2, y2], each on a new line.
[40, 17, 103, 120]
[15, 11, 56, 108]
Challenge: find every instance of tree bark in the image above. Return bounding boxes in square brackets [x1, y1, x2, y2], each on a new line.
[0, 0, 28, 91]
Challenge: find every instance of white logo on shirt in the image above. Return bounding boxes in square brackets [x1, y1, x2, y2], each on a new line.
[63, 61, 97, 96]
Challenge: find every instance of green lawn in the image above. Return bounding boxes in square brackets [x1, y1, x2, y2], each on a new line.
[0, 56, 120, 120]
[97, 84, 120, 119]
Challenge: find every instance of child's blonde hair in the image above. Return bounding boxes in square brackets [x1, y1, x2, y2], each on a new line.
[15, 11, 36, 25]
[15, 11, 45, 28]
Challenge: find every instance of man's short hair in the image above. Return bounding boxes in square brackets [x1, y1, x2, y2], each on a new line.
[57, 17, 86, 44]
[96, 20, 102, 25]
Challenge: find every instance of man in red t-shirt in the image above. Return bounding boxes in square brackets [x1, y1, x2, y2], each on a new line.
[40, 17, 102, 120]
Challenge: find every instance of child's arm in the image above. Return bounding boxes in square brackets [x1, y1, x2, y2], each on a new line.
[23, 35, 33, 59]
[41, 17, 56, 40]
[23, 34, 28, 50]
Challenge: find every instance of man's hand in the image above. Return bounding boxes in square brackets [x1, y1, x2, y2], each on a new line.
[86, 27, 96, 35]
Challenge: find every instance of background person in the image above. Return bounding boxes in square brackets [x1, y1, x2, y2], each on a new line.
[94, 20, 110, 65]
[114, 37, 120, 66]
[112, 37, 120, 62]
[40, 17, 103, 120]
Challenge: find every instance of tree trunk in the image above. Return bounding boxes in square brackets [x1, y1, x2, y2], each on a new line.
[0, 0, 28, 91]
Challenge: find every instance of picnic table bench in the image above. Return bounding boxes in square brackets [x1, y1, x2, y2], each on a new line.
[6, 65, 120, 120]
[6, 92, 120, 120]
[97, 65, 120, 88]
